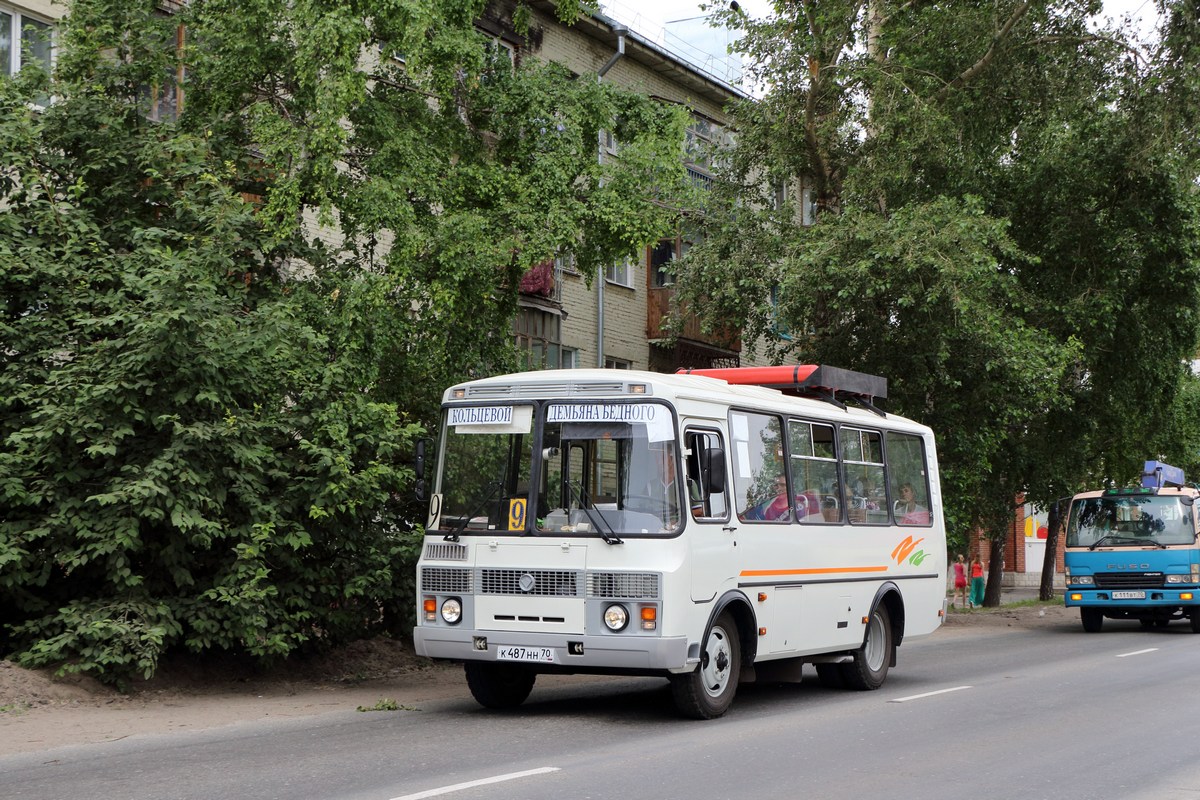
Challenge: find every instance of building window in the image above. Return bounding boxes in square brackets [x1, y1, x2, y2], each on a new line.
[2, 7, 53, 83]
[605, 255, 632, 287]
[141, 24, 186, 123]
[605, 358, 631, 370]
[516, 306, 571, 371]
[599, 128, 619, 156]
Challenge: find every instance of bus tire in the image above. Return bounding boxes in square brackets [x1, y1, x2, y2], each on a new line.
[841, 604, 892, 690]
[464, 662, 536, 709]
[1080, 607, 1103, 633]
[670, 612, 741, 719]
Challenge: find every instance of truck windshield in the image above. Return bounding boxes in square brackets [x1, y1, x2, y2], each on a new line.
[1066, 494, 1197, 548]
[534, 401, 683, 536]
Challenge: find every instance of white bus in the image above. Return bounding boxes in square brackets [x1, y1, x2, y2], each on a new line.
[413, 365, 946, 718]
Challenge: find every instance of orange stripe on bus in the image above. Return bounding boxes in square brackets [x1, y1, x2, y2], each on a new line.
[739, 566, 889, 577]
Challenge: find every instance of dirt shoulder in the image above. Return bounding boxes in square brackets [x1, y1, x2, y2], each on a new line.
[1, 602, 1075, 755]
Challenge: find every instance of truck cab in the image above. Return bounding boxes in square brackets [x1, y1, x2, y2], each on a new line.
[1064, 461, 1200, 632]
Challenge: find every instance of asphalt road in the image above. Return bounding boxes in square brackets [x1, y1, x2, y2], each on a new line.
[3, 615, 1198, 800]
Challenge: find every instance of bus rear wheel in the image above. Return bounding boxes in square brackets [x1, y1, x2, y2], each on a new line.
[464, 662, 536, 709]
[671, 612, 741, 719]
[1080, 607, 1104, 633]
[841, 604, 892, 690]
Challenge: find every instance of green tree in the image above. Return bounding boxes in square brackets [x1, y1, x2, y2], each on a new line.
[679, 0, 1200, 604]
[1, 0, 690, 682]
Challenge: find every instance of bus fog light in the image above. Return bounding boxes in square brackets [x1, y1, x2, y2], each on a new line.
[441, 597, 463, 624]
[603, 604, 629, 631]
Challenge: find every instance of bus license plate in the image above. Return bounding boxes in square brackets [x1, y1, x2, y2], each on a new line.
[1112, 590, 1146, 600]
[496, 646, 556, 663]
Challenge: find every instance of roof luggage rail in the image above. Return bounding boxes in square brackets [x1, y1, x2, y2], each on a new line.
[677, 365, 887, 414]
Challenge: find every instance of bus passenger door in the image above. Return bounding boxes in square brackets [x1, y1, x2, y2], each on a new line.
[685, 428, 736, 602]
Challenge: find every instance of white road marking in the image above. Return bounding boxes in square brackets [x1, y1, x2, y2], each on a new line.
[390, 767, 561, 800]
[889, 686, 972, 703]
[1116, 648, 1159, 658]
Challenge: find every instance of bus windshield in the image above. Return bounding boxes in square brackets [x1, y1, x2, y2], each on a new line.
[435, 401, 683, 536]
[1066, 494, 1197, 548]
[535, 402, 682, 535]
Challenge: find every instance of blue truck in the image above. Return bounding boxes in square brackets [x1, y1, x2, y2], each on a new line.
[1064, 461, 1200, 633]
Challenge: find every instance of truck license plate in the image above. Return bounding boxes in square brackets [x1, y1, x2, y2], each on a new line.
[496, 646, 556, 663]
[1111, 590, 1146, 600]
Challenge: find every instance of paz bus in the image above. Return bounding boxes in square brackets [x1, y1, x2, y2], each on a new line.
[412, 365, 947, 718]
[1064, 461, 1200, 633]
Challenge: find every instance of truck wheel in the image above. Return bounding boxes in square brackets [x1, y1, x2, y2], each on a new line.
[840, 604, 892, 690]
[464, 662, 536, 709]
[1081, 607, 1103, 633]
[670, 612, 741, 719]
[1190, 611, 1200, 634]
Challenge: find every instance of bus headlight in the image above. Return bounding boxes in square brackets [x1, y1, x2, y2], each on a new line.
[441, 597, 463, 624]
[603, 604, 629, 631]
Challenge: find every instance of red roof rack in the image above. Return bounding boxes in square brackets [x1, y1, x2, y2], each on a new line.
[677, 365, 887, 410]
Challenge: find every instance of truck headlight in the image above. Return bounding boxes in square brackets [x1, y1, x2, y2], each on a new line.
[440, 597, 462, 624]
[1070, 575, 1094, 586]
[1166, 574, 1190, 584]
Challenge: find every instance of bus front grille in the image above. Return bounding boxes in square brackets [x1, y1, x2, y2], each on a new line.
[480, 569, 581, 597]
[421, 567, 473, 593]
[588, 572, 661, 600]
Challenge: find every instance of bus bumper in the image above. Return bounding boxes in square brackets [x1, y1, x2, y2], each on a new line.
[412, 626, 692, 672]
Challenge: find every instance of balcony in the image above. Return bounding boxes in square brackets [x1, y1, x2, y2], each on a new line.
[647, 285, 740, 355]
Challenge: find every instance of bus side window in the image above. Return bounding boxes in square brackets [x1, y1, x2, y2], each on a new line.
[886, 431, 932, 526]
[686, 429, 729, 520]
[788, 419, 839, 524]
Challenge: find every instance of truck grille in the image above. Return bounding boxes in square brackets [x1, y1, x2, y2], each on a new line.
[1094, 572, 1164, 589]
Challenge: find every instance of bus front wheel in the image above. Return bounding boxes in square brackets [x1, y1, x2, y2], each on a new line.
[1080, 607, 1104, 633]
[464, 662, 536, 709]
[841, 604, 892, 690]
[671, 612, 741, 719]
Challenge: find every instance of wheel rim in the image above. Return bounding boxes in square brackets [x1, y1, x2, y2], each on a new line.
[863, 611, 886, 672]
[700, 624, 733, 698]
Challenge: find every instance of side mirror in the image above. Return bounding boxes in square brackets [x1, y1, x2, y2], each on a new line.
[414, 439, 429, 501]
[704, 446, 726, 494]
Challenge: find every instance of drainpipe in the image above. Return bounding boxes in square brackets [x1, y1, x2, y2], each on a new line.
[595, 24, 626, 368]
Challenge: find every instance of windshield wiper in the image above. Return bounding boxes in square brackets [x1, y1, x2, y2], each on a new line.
[444, 480, 502, 542]
[1089, 534, 1167, 550]
[568, 480, 623, 545]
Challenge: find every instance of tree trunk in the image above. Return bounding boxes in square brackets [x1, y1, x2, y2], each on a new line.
[983, 536, 1006, 606]
[1039, 498, 1064, 601]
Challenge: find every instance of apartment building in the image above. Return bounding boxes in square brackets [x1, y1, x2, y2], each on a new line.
[495, 1, 764, 374]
